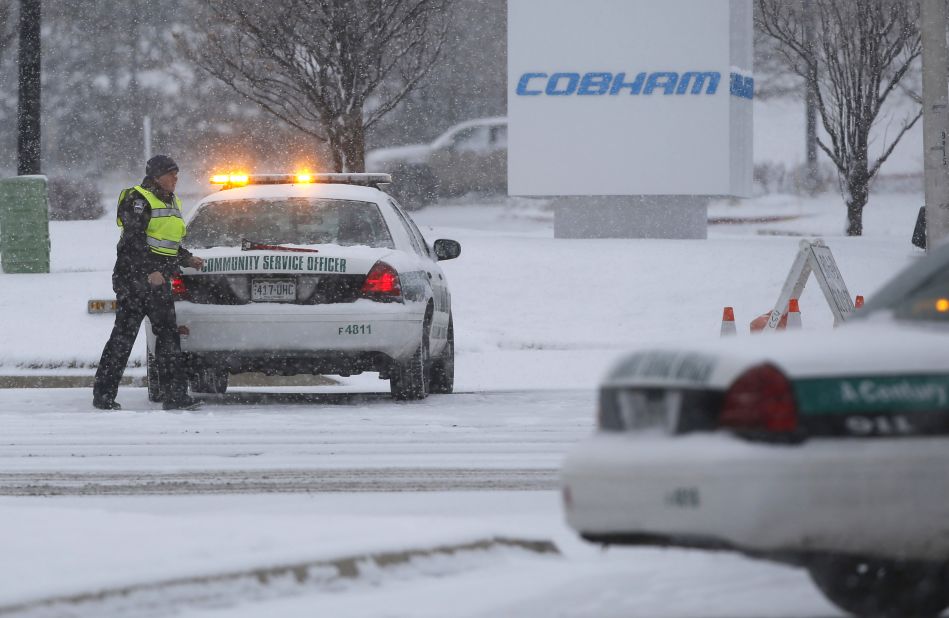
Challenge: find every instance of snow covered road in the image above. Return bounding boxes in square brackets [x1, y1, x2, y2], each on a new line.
[0, 386, 857, 618]
[0, 387, 591, 494]
[0, 195, 933, 616]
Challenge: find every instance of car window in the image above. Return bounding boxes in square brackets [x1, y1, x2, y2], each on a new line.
[186, 198, 394, 249]
[891, 267, 949, 323]
[388, 199, 430, 258]
[451, 126, 490, 153]
[405, 214, 433, 259]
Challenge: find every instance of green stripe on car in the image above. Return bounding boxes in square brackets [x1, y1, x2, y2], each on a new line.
[794, 376, 949, 414]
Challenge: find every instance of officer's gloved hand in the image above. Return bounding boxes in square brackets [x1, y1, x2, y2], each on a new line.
[147, 271, 165, 287]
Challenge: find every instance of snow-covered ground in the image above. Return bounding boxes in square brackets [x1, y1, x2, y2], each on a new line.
[1, 493, 843, 618]
[0, 190, 924, 374]
[0, 189, 931, 617]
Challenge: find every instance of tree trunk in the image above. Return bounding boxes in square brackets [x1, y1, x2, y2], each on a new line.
[328, 110, 366, 173]
[327, 142, 344, 173]
[845, 175, 869, 236]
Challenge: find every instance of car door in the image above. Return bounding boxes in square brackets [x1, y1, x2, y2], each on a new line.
[388, 199, 450, 349]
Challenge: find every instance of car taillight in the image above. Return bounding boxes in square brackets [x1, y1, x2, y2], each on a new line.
[361, 261, 402, 299]
[720, 364, 799, 435]
[171, 276, 188, 300]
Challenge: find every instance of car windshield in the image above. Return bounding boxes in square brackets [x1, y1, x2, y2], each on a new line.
[185, 198, 395, 249]
[890, 266, 949, 323]
[862, 243, 949, 324]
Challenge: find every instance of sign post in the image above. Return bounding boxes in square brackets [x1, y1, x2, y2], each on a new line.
[921, 0, 949, 249]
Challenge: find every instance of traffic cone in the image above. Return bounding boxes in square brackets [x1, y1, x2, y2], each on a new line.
[721, 307, 737, 337]
[855, 295, 864, 309]
[786, 298, 802, 330]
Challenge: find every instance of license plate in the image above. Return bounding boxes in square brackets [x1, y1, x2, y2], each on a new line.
[616, 390, 682, 432]
[251, 279, 296, 302]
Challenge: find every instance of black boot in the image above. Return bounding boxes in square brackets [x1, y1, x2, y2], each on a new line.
[92, 398, 123, 410]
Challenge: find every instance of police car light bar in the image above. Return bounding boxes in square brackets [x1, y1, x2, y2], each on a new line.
[210, 173, 392, 188]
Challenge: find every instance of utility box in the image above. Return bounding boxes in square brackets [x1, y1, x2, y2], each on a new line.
[0, 175, 51, 274]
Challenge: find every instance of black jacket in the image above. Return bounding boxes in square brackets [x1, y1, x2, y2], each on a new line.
[112, 176, 193, 294]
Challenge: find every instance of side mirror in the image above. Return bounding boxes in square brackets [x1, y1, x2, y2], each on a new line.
[433, 239, 461, 261]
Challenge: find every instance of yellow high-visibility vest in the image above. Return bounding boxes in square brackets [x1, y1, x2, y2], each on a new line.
[116, 186, 186, 257]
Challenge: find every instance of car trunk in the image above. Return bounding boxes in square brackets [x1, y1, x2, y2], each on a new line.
[178, 248, 388, 305]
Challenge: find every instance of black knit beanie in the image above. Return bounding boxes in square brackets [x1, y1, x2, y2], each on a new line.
[145, 154, 179, 179]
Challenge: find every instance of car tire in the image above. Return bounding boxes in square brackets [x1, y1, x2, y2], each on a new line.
[390, 323, 431, 401]
[190, 367, 229, 394]
[146, 351, 162, 402]
[807, 556, 949, 618]
[428, 317, 454, 394]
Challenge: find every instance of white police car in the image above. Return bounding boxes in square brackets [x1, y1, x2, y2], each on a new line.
[146, 173, 459, 401]
[562, 241, 949, 618]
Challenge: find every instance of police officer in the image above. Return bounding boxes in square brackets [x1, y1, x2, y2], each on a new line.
[93, 155, 204, 410]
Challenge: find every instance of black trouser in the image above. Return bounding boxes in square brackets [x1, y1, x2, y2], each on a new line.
[93, 282, 188, 404]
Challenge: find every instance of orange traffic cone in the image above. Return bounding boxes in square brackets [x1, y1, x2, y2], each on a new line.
[786, 298, 802, 330]
[855, 295, 864, 309]
[721, 307, 737, 337]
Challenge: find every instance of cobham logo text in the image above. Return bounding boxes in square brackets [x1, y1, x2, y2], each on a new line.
[515, 71, 754, 99]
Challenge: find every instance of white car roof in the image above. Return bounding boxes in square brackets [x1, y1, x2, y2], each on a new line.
[431, 116, 507, 149]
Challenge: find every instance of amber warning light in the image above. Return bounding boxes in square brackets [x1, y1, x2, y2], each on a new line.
[210, 173, 249, 186]
[210, 173, 392, 188]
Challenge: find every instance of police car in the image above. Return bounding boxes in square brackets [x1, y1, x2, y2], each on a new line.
[562, 241, 949, 618]
[145, 173, 459, 401]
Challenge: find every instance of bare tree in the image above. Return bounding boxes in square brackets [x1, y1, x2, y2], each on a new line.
[186, 0, 452, 172]
[757, 0, 922, 236]
[370, 0, 506, 148]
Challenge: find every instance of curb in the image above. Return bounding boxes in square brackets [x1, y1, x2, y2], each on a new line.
[0, 468, 559, 496]
[0, 537, 560, 616]
[0, 374, 339, 389]
[0, 375, 143, 389]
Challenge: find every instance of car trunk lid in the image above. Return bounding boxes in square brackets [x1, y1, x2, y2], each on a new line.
[178, 246, 393, 305]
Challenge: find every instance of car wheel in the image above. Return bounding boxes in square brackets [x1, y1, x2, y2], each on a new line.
[390, 322, 431, 401]
[428, 316, 454, 394]
[190, 367, 229, 394]
[807, 556, 949, 618]
[146, 351, 162, 402]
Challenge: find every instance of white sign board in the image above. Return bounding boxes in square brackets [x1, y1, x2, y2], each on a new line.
[508, 0, 753, 197]
[766, 240, 855, 330]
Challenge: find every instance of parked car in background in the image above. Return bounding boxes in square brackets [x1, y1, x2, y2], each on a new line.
[366, 117, 507, 208]
[562, 240, 949, 618]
